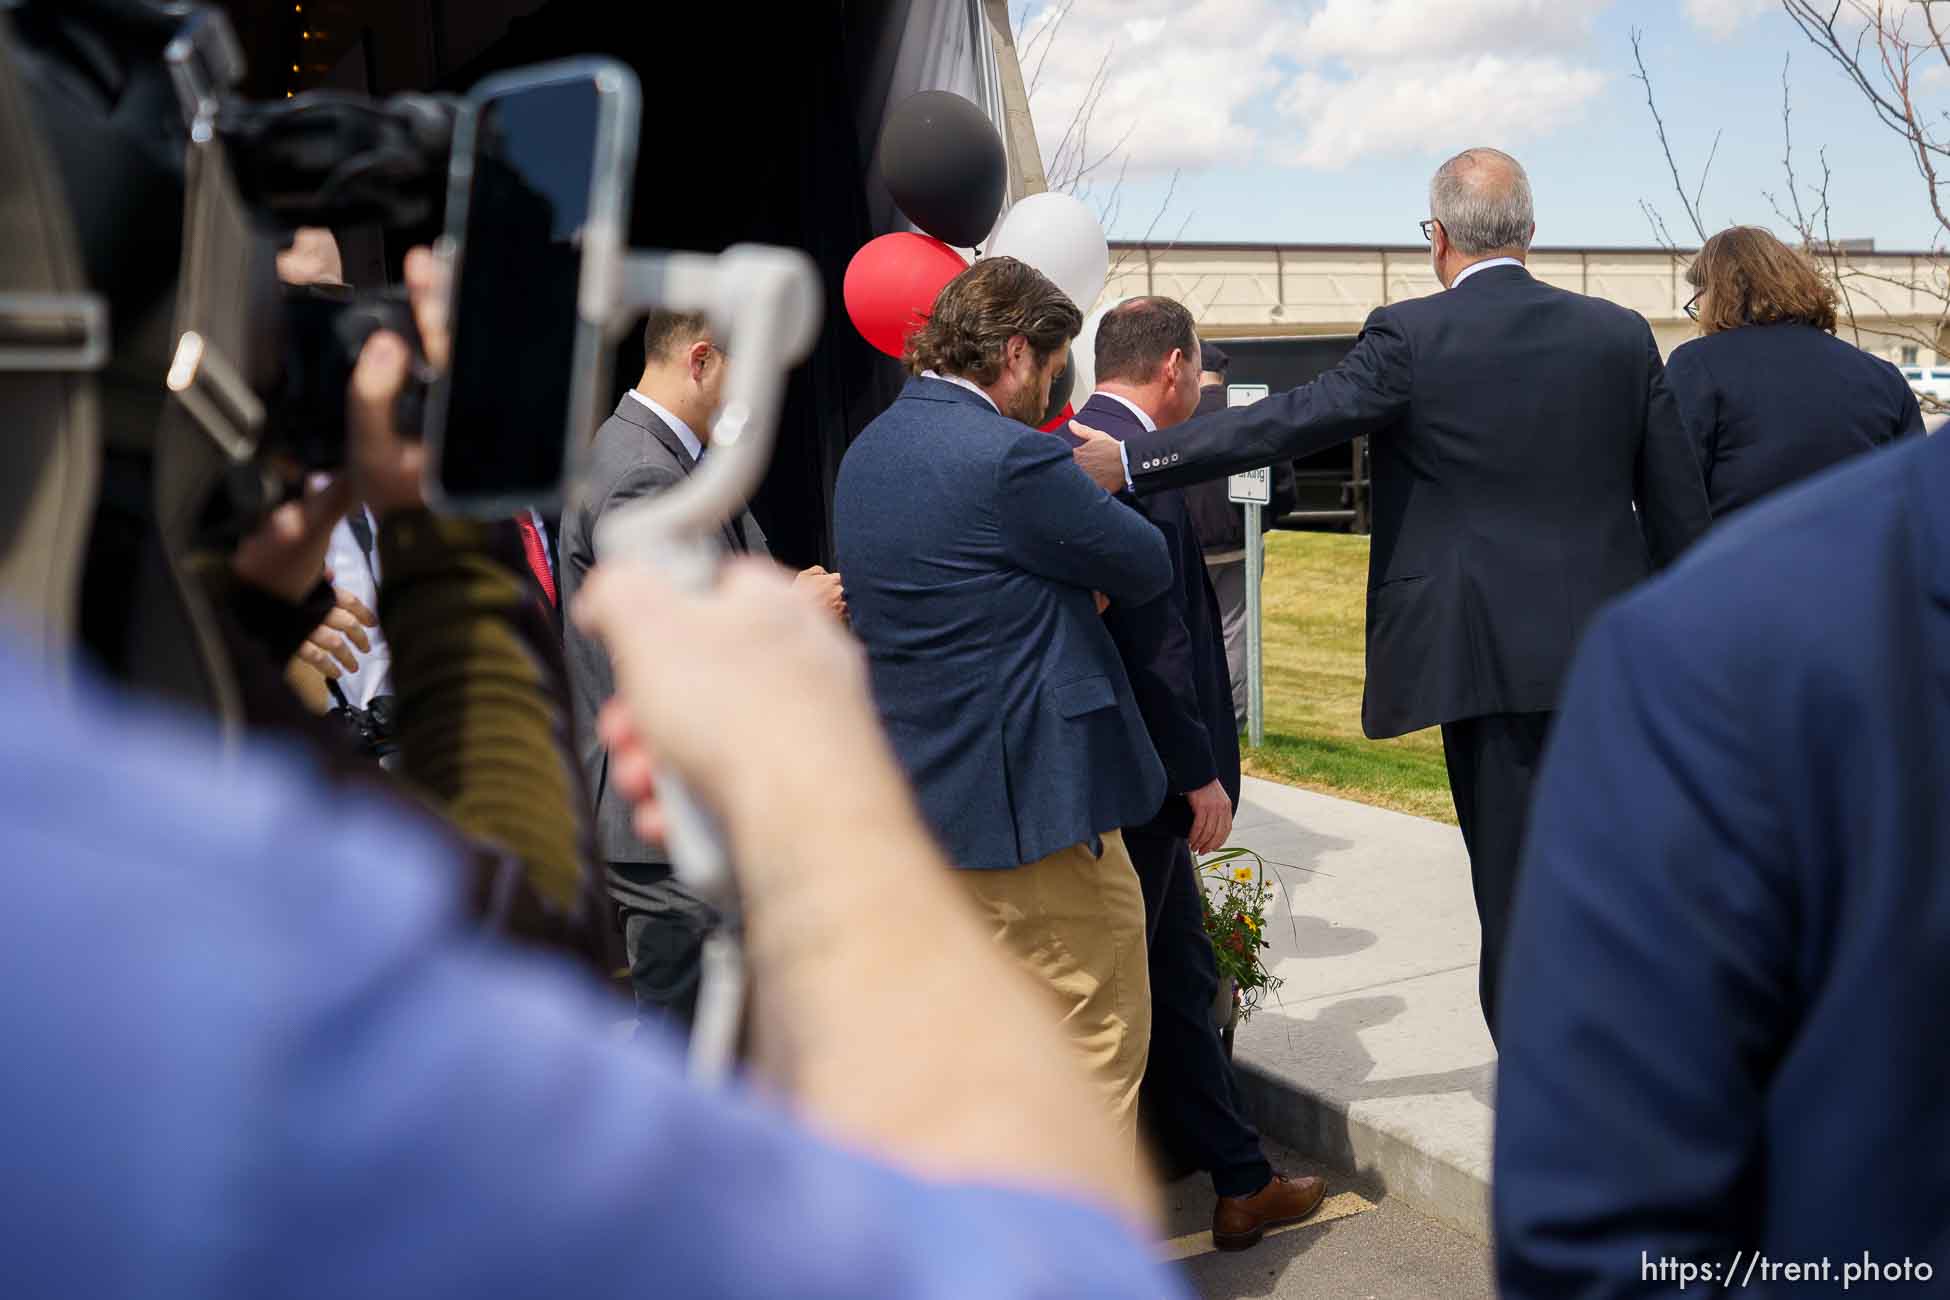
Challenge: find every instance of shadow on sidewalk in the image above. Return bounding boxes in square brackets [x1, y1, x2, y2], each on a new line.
[1229, 819, 1382, 964]
[1234, 994, 1495, 1180]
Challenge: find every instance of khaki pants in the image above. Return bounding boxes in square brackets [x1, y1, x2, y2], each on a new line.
[959, 830, 1152, 1151]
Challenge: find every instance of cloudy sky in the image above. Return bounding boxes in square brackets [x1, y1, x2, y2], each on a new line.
[1010, 0, 1943, 250]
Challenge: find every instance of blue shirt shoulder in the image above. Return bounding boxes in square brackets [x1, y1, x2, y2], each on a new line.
[0, 650, 1187, 1299]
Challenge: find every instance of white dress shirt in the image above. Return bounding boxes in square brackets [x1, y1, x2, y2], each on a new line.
[324, 508, 392, 709]
[1451, 256, 1524, 288]
[919, 369, 1002, 414]
[626, 388, 703, 460]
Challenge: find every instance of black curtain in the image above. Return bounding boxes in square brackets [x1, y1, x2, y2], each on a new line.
[439, 0, 911, 568]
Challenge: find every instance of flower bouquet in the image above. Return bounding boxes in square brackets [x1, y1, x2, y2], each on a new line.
[1196, 847, 1283, 1025]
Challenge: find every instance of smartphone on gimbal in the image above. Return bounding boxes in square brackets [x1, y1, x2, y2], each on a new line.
[424, 60, 640, 518]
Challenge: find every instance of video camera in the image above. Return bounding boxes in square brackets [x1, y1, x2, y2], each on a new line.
[8, 0, 823, 1077]
[157, 11, 442, 494]
[215, 78, 458, 471]
[155, 5, 634, 520]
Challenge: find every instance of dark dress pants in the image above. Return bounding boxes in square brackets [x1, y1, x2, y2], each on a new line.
[1126, 827, 1273, 1199]
[610, 863, 716, 1031]
[1438, 711, 1555, 1044]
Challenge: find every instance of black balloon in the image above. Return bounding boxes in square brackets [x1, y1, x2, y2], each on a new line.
[879, 91, 1006, 249]
[1041, 357, 1075, 426]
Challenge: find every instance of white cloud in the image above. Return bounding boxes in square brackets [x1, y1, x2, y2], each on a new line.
[1017, 0, 1307, 178]
[1300, 0, 1609, 61]
[1682, 0, 1770, 40]
[1015, 0, 1611, 178]
[1275, 55, 1606, 169]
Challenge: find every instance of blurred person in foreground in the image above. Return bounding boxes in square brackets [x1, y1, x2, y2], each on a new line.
[834, 256, 1172, 1152]
[1060, 297, 1326, 1249]
[1072, 147, 1713, 1040]
[1665, 225, 1923, 521]
[1494, 427, 1950, 1295]
[0, 327, 1185, 1299]
[561, 309, 844, 1029]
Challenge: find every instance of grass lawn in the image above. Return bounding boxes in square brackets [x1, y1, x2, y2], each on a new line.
[1242, 530, 1457, 824]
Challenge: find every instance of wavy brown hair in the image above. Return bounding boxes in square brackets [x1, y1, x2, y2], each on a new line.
[902, 256, 1080, 382]
[1686, 226, 1839, 335]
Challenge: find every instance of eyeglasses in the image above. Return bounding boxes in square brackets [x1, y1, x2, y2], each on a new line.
[1419, 219, 1438, 243]
[1683, 289, 1703, 321]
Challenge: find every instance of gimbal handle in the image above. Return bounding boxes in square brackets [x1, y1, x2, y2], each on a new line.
[592, 243, 822, 1080]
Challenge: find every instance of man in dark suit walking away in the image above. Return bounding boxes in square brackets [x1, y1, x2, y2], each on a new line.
[835, 258, 1173, 1153]
[561, 310, 844, 1028]
[1072, 148, 1713, 1040]
[1064, 297, 1327, 1249]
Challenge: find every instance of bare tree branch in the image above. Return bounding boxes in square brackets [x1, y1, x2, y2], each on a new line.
[1045, 44, 1114, 188]
[1019, 8, 1197, 310]
[1693, 129, 1723, 225]
[1630, 27, 1711, 243]
[1774, 0, 1950, 384]
[1019, 0, 1076, 98]
[1780, 52, 1812, 235]
[1106, 168, 1183, 279]
[1815, 146, 1864, 345]
[1782, 0, 1950, 160]
[1026, 14, 1185, 277]
[1638, 199, 1682, 254]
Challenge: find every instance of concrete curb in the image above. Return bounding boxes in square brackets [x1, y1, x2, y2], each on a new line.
[1232, 1059, 1492, 1243]
[1219, 777, 1497, 1245]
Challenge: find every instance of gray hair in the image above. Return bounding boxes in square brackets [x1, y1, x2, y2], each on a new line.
[1429, 148, 1534, 257]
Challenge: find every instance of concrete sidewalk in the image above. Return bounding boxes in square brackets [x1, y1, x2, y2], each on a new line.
[1218, 776, 1496, 1241]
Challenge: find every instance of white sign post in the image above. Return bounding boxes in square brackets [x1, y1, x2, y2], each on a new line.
[1226, 384, 1272, 747]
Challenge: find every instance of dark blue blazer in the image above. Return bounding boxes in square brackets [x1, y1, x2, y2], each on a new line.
[835, 378, 1172, 870]
[1495, 430, 1950, 1296]
[1061, 393, 1239, 838]
[1117, 265, 1713, 737]
[1664, 321, 1923, 519]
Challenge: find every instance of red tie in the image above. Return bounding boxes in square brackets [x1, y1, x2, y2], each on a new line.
[515, 513, 557, 607]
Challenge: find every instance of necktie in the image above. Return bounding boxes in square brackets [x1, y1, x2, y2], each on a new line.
[516, 512, 557, 606]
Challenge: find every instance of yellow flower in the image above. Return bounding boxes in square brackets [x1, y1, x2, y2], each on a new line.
[1232, 865, 1255, 882]
[1243, 915, 1259, 934]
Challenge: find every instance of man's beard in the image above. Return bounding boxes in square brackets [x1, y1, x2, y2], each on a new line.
[1005, 380, 1049, 426]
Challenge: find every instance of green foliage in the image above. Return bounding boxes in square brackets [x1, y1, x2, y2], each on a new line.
[1245, 531, 1456, 824]
[1196, 847, 1283, 1022]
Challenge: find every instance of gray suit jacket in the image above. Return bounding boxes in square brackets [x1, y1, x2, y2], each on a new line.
[561, 394, 767, 879]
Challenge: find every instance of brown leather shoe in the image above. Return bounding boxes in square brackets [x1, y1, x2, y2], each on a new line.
[1212, 1174, 1328, 1251]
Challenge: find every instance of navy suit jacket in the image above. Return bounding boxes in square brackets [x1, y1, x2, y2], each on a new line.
[1495, 429, 1950, 1296]
[835, 378, 1172, 869]
[1664, 321, 1923, 519]
[1060, 393, 1239, 838]
[1117, 266, 1713, 737]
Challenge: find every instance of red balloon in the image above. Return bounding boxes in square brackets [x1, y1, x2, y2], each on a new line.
[844, 232, 967, 358]
[1038, 402, 1075, 434]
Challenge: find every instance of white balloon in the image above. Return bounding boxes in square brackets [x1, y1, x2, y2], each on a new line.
[987, 191, 1110, 312]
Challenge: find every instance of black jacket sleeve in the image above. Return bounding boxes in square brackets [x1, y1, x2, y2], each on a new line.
[1101, 503, 1218, 802]
[1662, 342, 1722, 503]
[1634, 329, 1715, 569]
[1123, 307, 1413, 494]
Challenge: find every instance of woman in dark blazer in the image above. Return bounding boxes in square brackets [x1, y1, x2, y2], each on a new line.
[1665, 226, 1924, 519]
